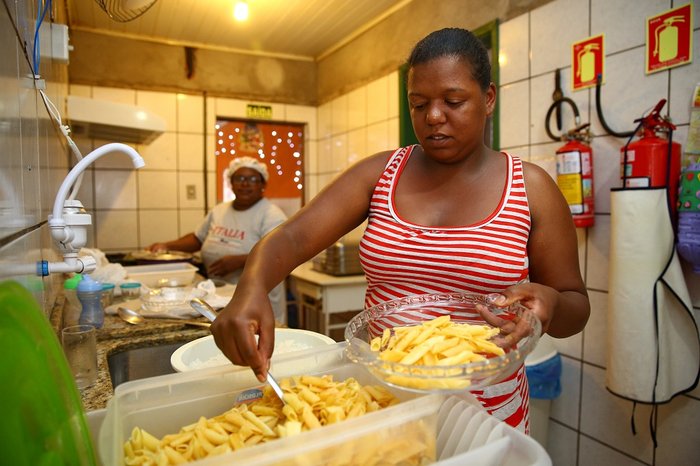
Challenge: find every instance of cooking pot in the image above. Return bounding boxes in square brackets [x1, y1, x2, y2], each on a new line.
[125, 250, 194, 265]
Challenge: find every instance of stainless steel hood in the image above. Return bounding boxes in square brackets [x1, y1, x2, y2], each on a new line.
[66, 95, 166, 145]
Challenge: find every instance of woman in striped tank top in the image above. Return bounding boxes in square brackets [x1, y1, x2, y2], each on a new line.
[212, 28, 590, 433]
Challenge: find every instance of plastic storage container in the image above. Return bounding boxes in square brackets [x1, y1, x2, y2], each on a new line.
[119, 282, 141, 300]
[432, 395, 551, 465]
[78, 275, 104, 329]
[524, 335, 560, 447]
[100, 283, 115, 308]
[123, 263, 198, 288]
[99, 343, 442, 466]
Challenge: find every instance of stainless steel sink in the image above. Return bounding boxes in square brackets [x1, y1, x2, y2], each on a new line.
[108, 342, 184, 387]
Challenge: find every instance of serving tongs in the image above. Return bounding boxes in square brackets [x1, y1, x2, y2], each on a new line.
[189, 297, 287, 405]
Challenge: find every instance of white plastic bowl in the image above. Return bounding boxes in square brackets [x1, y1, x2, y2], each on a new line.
[170, 329, 337, 372]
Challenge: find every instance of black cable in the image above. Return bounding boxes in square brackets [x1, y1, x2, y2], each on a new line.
[666, 128, 676, 232]
[620, 120, 644, 188]
[545, 97, 580, 141]
[596, 74, 635, 138]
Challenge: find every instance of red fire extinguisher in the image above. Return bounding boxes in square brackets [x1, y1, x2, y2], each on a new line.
[556, 123, 595, 228]
[620, 99, 681, 219]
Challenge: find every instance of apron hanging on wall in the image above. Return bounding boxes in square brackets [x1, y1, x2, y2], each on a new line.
[607, 187, 700, 403]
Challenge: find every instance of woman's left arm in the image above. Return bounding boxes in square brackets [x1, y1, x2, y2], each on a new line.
[493, 162, 590, 339]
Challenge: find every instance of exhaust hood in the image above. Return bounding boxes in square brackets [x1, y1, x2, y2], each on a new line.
[66, 95, 166, 145]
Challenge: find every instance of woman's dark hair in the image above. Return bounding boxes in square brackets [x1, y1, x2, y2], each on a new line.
[407, 28, 491, 91]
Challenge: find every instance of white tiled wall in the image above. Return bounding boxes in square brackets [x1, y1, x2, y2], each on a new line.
[0, 3, 69, 314]
[499, 1, 700, 464]
[70, 87, 319, 252]
[314, 71, 400, 190]
[66, 86, 195, 252]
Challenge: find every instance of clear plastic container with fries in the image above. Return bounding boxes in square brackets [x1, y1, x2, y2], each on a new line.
[344, 292, 542, 393]
[99, 343, 443, 466]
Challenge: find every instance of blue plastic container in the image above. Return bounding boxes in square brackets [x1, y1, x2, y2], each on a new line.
[77, 275, 104, 329]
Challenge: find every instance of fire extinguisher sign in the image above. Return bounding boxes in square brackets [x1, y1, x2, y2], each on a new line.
[646, 3, 693, 74]
[572, 34, 604, 91]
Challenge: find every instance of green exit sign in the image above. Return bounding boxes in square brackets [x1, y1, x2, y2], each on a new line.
[246, 104, 273, 119]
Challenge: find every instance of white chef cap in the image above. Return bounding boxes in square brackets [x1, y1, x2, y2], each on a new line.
[225, 156, 269, 182]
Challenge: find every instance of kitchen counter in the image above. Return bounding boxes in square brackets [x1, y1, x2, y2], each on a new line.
[50, 279, 290, 412]
[51, 282, 229, 411]
[74, 312, 211, 411]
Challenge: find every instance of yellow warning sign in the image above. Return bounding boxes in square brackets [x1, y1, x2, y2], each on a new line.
[558, 173, 583, 206]
[646, 4, 693, 74]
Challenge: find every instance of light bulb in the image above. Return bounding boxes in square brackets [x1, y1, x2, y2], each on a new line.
[233, 1, 249, 21]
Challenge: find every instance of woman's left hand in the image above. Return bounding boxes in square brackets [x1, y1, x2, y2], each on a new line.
[208, 255, 245, 277]
[477, 282, 558, 347]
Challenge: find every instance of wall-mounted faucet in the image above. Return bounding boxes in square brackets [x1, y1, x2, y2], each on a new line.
[43, 142, 145, 275]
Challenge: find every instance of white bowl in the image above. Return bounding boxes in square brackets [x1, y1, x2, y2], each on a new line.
[170, 329, 337, 372]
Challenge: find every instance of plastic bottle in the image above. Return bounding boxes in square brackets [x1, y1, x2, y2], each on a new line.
[63, 274, 83, 326]
[77, 274, 104, 329]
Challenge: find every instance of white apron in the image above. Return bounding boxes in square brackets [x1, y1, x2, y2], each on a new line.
[607, 187, 700, 403]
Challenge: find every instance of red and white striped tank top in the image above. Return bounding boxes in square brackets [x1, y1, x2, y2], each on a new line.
[359, 145, 532, 432]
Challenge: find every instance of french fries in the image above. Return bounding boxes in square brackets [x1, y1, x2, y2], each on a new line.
[123, 375, 414, 465]
[370, 315, 505, 390]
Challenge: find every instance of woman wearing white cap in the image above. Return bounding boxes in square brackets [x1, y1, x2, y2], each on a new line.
[147, 156, 288, 323]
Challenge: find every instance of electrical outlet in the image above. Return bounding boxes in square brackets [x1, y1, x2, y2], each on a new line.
[186, 185, 196, 200]
[39, 23, 72, 64]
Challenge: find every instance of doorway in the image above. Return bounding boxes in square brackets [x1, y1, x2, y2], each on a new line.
[214, 118, 305, 218]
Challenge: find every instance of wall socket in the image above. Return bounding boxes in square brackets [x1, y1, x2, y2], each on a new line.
[186, 185, 196, 200]
[39, 23, 72, 64]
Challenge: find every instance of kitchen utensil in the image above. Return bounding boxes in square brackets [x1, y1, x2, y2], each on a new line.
[117, 307, 210, 328]
[126, 250, 193, 265]
[189, 298, 287, 405]
[344, 292, 542, 393]
[189, 297, 219, 321]
[265, 372, 286, 404]
[311, 239, 363, 276]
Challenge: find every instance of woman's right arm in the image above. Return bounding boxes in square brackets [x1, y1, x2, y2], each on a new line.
[211, 152, 392, 381]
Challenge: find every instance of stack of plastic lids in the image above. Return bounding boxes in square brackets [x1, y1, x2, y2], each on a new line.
[433, 396, 551, 466]
[0, 280, 97, 465]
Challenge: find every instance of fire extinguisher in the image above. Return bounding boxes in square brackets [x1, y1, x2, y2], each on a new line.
[620, 99, 681, 223]
[555, 124, 595, 228]
[545, 81, 594, 228]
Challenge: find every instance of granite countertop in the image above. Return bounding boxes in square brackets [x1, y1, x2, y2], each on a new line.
[81, 314, 211, 411]
[52, 299, 211, 411]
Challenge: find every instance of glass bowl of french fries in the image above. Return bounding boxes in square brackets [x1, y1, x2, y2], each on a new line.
[344, 292, 541, 392]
